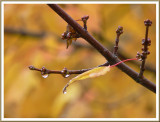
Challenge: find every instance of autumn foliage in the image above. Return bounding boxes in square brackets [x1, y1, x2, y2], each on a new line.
[4, 4, 156, 118]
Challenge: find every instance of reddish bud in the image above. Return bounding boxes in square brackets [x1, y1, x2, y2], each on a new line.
[142, 39, 145, 45]
[28, 65, 35, 70]
[41, 66, 47, 75]
[116, 26, 123, 35]
[147, 38, 151, 46]
[136, 52, 142, 61]
[61, 32, 67, 40]
[81, 15, 89, 21]
[61, 67, 70, 78]
[144, 19, 152, 26]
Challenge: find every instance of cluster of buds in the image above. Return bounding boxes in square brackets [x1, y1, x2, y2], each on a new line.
[61, 15, 89, 49]
[61, 24, 80, 49]
[136, 19, 152, 61]
[136, 38, 151, 61]
[116, 26, 123, 36]
[144, 19, 152, 26]
[41, 66, 48, 75]
[61, 67, 70, 78]
[141, 38, 151, 54]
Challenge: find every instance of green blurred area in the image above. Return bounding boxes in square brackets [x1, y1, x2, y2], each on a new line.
[4, 4, 156, 118]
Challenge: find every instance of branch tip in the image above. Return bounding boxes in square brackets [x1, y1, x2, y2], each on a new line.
[144, 19, 152, 26]
[113, 26, 123, 56]
[116, 26, 123, 36]
[138, 19, 152, 79]
[28, 65, 35, 70]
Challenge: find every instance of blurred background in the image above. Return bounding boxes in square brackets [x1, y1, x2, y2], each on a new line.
[4, 4, 156, 118]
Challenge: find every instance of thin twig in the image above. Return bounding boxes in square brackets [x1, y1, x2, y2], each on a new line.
[93, 31, 156, 73]
[113, 26, 123, 56]
[138, 19, 152, 79]
[47, 4, 156, 93]
[28, 62, 110, 78]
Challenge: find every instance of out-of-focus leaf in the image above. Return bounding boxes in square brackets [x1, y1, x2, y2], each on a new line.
[4, 4, 156, 118]
[51, 85, 81, 117]
[63, 66, 110, 94]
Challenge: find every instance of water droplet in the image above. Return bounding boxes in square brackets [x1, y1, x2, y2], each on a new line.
[64, 74, 70, 78]
[63, 84, 68, 94]
[63, 91, 67, 94]
[61, 68, 70, 78]
[42, 74, 48, 78]
[63, 88, 67, 94]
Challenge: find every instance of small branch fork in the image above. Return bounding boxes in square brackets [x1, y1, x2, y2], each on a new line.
[138, 20, 152, 79]
[29, 4, 156, 93]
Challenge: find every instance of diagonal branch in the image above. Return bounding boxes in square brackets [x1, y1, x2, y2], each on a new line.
[47, 4, 156, 93]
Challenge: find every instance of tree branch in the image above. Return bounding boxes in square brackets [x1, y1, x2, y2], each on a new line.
[93, 31, 156, 73]
[47, 4, 156, 93]
[28, 62, 110, 77]
[113, 26, 123, 56]
[138, 19, 152, 79]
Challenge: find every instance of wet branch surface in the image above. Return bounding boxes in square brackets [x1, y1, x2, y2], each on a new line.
[46, 4, 156, 93]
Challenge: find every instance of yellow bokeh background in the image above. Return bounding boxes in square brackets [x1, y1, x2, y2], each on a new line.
[4, 4, 156, 118]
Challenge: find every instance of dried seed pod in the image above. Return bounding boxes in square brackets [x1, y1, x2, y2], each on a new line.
[61, 16, 89, 48]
